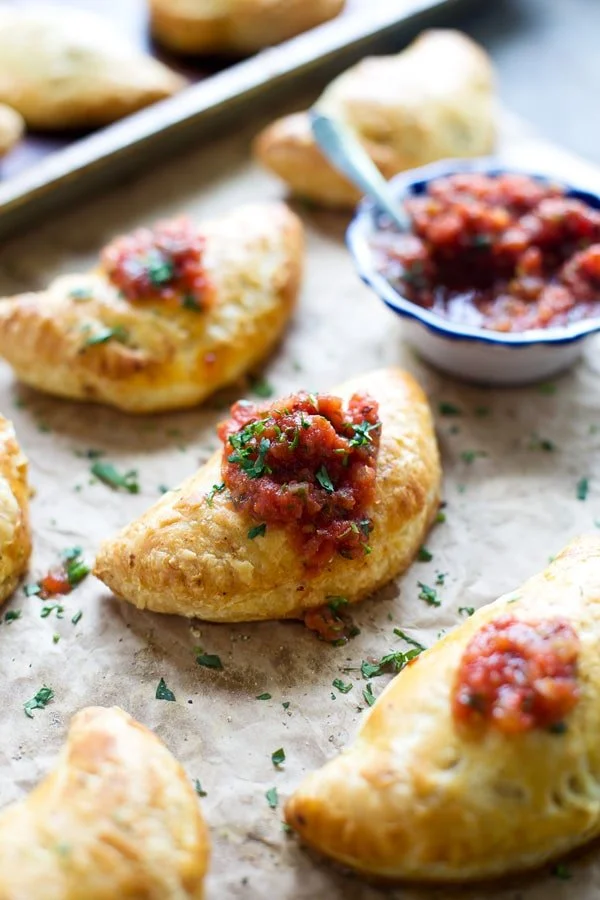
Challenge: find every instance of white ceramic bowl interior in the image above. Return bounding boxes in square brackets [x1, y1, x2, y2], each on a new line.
[346, 157, 600, 386]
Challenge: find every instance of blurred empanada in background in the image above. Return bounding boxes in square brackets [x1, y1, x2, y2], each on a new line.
[0, 202, 303, 413]
[0, 5, 184, 129]
[254, 30, 496, 209]
[0, 104, 23, 157]
[0, 416, 31, 606]
[0, 706, 209, 900]
[150, 0, 346, 55]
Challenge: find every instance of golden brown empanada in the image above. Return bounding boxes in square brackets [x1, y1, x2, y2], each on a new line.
[94, 367, 441, 622]
[150, 0, 345, 55]
[255, 29, 496, 209]
[285, 534, 600, 881]
[0, 6, 184, 129]
[0, 706, 209, 900]
[0, 415, 31, 605]
[0, 104, 23, 157]
[0, 202, 303, 413]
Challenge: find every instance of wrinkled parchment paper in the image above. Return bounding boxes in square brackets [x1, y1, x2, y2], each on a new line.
[2, 107, 600, 900]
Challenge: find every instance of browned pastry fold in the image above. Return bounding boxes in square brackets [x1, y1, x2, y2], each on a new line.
[0, 415, 31, 605]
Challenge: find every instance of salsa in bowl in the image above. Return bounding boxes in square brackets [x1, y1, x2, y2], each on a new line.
[347, 159, 600, 385]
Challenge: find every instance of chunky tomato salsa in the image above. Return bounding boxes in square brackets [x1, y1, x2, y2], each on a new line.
[373, 173, 600, 332]
[217, 391, 382, 566]
[452, 615, 580, 734]
[102, 217, 213, 310]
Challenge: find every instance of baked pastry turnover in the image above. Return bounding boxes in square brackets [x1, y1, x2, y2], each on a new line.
[150, 0, 345, 55]
[0, 203, 303, 413]
[0, 6, 184, 129]
[0, 706, 209, 899]
[94, 367, 441, 622]
[255, 30, 496, 209]
[285, 534, 600, 881]
[0, 416, 31, 605]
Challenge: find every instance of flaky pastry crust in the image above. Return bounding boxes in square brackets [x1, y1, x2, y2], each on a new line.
[94, 367, 441, 621]
[255, 30, 495, 208]
[150, 0, 345, 55]
[285, 535, 600, 881]
[0, 104, 24, 157]
[0, 706, 209, 900]
[0, 203, 303, 413]
[0, 6, 184, 129]
[0, 415, 30, 605]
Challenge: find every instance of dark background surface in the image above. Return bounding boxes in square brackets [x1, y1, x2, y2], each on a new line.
[455, 0, 599, 164]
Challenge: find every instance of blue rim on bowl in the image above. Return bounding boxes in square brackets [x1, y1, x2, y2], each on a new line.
[346, 156, 600, 348]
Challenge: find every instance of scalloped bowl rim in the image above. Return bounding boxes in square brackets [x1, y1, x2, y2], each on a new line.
[346, 157, 600, 347]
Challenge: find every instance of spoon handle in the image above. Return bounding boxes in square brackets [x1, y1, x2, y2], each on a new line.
[309, 110, 410, 231]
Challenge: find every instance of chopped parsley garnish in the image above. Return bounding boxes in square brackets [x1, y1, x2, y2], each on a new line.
[250, 376, 274, 398]
[62, 547, 90, 586]
[332, 678, 353, 694]
[528, 434, 556, 452]
[24, 685, 54, 718]
[438, 401, 462, 416]
[393, 629, 426, 652]
[228, 425, 272, 479]
[435, 571, 447, 586]
[146, 254, 174, 286]
[282, 701, 290, 710]
[41, 603, 64, 619]
[205, 482, 226, 506]
[91, 461, 139, 493]
[417, 545, 433, 562]
[196, 652, 223, 670]
[417, 581, 440, 607]
[158, 484, 170, 494]
[348, 420, 381, 448]
[548, 721, 568, 735]
[53, 633, 60, 644]
[435, 510, 446, 524]
[459, 606, 475, 617]
[460, 449, 488, 464]
[83, 325, 128, 347]
[248, 523, 267, 540]
[265, 787, 278, 809]
[271, 747, 286, 767]
[538, 382, 557, 396]
[327, 596, 348, 612]
[577, 477, 589, 501]
[552, 862, 571, 879]
[256, 692, 272, 701]
[4, 609, 21, 623]
[194, 779, 207, 797]
[24, 582, 41, 597]
[182, 295, 202, 311]
[362, 683, 375, 707]
[71, 610, 83, 625]
[315, 465, 334, 493]
[360, 648, 421, 678]
[156, 678, 176, 701]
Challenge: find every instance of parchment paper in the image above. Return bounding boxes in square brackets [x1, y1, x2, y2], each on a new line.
[2, 105, 600, 900]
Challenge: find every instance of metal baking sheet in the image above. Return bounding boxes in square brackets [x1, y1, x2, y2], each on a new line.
[0, 0, 479, 237]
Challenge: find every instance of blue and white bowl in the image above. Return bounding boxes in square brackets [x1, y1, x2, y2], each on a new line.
[346, 158, 600, 386]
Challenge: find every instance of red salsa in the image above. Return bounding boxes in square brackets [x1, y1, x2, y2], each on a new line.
[101, 217, 214, 311]
[452, 615, 580, 734]
[216, 391, 382, 567]
[37, 548, 90, 599]
[373, 173, 600, 332]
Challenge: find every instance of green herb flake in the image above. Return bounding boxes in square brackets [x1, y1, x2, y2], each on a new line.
[256, 692, 272, 701]
[326, 596, 348, 612]
[417, 545, 433, 562]
[194, 779, 207, 797]
[4, 609, 21, 623]
[24, 685, 54, 718]
[24, 582, 41, 597]
[528, 434, 556, 452]
[435, 510, 446, 524]
[460, 449, 488, 464]
[158, 484, 170, 494]
[438, 401, 462, 416]
[332, 678, 353, 694]
[552, 863, 572, 879]
[52, 633, 60, 644]
[251, 376, 274, 398]
[316, 465, 334, 493]
[282, 701, 290, 710]
[418, 581, 440, 607]
[435, 571, 447, 586]
[577, 477, 589, 501]
[182, 295, 202, 311]
[271, 747, 286, 767]
[205, 482, 226, 507]
[248, 523, 267, 540]
[91, 461, 139, 494]
[63, 547, 90, 587]
[265, 787, 278, 809]
[459, 606, 475, 617]
[156, 678, 176, 702]
[196, 652, 223, 670]
[83, 324, 129, 347]
[348, 420, 381, 448]
[362, 683, 376, 707]
[146, 254, 174, 286]
[538, 382, 557, 396]
[41, 604, 65, 619]
[71, 610, 83, 625]
[393, 629, 426, 652]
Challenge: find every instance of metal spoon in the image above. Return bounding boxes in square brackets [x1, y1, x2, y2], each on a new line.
[309, 109, 411, 231]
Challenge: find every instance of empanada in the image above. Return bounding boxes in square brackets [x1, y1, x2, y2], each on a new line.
[0, 416, 31, 605]
[254, 29, 496, 209]
[94, 367, 441, 622]
[0, 706, 209, 900]
[285, 534, 600, 881]
[0, 203, 303, 413]
[0, 6, 184, 129]
[150, 0, 345, 55]
[0, 103, 23, 157]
